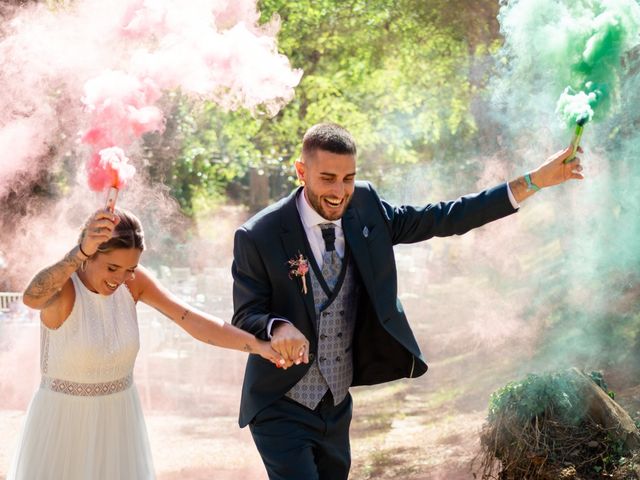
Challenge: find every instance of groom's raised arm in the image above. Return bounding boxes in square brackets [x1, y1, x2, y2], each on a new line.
[366, 145, 582, 245]
[366, 182, 517, 246]
[231, 227, 274, 341]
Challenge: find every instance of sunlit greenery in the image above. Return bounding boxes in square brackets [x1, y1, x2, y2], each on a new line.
[148, 0, 501, 213]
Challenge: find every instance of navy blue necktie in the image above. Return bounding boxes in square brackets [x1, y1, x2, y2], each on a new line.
[319, 224, 341, 290]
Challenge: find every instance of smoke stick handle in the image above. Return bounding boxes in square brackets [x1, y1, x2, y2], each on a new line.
[105, 187, 119, 213]
[563, 123, 584, 164]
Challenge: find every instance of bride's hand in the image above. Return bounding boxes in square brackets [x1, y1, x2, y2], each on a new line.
[80, 210, 120, 256]
[256, 340, 286, 367]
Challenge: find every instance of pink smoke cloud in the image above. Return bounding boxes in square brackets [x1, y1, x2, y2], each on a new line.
[0, 0, 302, 201]
[123, 1, 301, 113]
[0, 114, 54, 198]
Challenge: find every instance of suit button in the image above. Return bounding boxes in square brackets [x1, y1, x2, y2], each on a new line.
[337, 332, 343, 338]
[339, 310, 345, 316]
[320, 334, 327, 340]
[335, 356, 342, 362]
[322, 312, 329, 317]
[309, 353, 315, 362]
[319, 356, 327, 363]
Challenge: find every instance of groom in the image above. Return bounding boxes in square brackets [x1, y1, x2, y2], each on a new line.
[231, 123, 583, 479]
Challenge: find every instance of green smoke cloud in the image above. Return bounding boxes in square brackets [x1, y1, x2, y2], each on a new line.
[486, 0, 640, 375]
[498, 0, 640, 127]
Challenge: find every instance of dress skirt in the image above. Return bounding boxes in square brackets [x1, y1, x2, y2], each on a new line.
[8, 380, 154, 480]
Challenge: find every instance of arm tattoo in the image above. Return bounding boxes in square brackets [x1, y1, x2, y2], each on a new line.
[514, 176, 528, 193]
[508, 176, 531, 204]
[243, 343, 253, 352]
[42, 291, 62, 309]
[24, 246, 84, 303]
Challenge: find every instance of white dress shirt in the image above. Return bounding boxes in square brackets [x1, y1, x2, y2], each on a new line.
[506, 184, 519, 209]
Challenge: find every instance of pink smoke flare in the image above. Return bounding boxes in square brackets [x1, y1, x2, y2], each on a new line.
[87, 147, 136, 192]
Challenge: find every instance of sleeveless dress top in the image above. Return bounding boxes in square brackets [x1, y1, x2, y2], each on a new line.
[8, 272, 155, 479]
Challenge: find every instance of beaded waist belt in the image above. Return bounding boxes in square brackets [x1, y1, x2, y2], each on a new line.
[40, 373, 133, 397]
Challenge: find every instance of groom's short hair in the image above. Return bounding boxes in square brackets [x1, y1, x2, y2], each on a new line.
[302, 123, 357, 160]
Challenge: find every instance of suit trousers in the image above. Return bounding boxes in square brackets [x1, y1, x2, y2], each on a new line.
[249, 391, 353, 480]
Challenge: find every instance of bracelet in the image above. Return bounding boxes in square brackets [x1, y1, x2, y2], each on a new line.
[78, 243, 91, 258]
[524, 173, 540, 192]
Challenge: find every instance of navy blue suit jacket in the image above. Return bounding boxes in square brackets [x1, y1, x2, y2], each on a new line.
[232, 181, 517, 427]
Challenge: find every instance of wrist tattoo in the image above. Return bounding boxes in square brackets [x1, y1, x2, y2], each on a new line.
[180, 309, 189, 322]
[243, 343, 253, 352]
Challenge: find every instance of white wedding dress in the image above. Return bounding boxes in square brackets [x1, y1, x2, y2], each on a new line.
[8, 273, 155, 479]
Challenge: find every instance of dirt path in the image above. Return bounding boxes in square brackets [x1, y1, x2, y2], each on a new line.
[349, 347, 524, 480]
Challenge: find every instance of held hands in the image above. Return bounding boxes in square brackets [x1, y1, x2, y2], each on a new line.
[529, 146, 584, 189]
[270, 322, 310, 370]
[255, 340, 287, 367]
[80, 210, 119, 256]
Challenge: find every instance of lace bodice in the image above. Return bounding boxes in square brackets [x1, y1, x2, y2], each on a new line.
[40, 273, 139, 384]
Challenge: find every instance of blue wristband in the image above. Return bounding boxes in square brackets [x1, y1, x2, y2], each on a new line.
[524, 173, 540, 192]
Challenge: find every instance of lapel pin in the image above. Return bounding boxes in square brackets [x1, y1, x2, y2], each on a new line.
[362, 226, 369, 238]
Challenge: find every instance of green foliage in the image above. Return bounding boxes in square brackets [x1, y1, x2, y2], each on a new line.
[155, 0, 501, 213]
[488, 371, 588, 425]
[601, 434, 627, 472]
[260, 0, 497, 164]
[488, 370, 613, 428]
[169, 102, 264, 214]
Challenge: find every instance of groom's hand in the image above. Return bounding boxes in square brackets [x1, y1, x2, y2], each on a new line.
[271, 323, 310, 369]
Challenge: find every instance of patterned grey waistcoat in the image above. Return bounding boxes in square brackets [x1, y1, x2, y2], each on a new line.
[285, 258, 358, 409]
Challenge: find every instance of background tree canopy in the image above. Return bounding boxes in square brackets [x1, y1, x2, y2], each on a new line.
[144, 0, 502, 214]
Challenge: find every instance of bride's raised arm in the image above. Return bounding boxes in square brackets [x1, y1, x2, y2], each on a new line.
[23, 210, 117, 329]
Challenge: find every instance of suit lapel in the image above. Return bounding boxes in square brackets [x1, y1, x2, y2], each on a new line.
[279, 188, 317, 332]
[342, 206, 376, 298]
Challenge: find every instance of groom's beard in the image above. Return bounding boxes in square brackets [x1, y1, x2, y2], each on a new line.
[304, 187, 352, 221]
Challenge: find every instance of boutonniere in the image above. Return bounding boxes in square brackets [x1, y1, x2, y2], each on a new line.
[288, 253, 309, 294]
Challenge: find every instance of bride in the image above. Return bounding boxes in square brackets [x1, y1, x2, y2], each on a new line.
[8, 208, 282, 479]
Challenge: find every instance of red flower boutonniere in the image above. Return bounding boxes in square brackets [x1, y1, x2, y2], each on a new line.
[288, 253, 309, 294]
